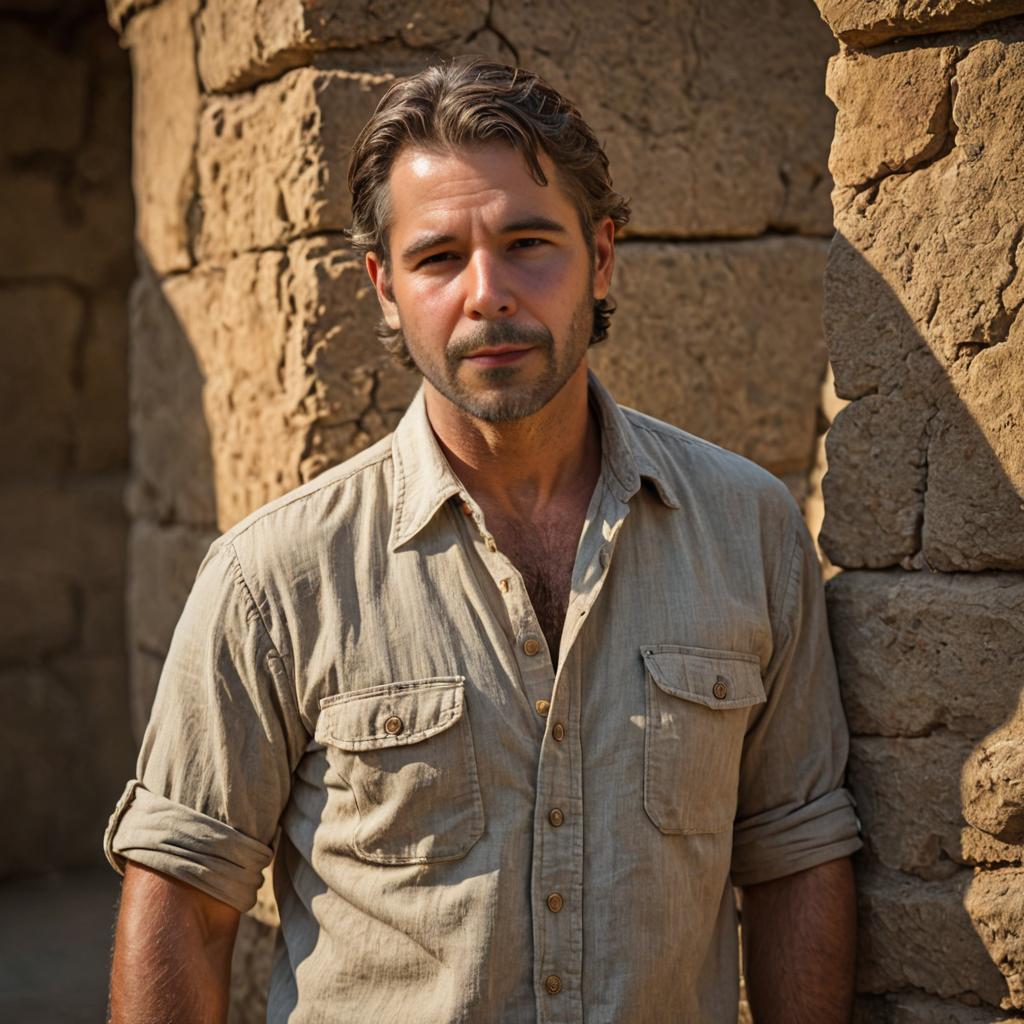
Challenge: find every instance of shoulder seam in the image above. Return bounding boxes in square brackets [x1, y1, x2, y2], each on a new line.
[226, 446, 393, 543]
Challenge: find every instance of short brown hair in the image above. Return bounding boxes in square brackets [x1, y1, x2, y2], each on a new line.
[347, 57, 631, 368]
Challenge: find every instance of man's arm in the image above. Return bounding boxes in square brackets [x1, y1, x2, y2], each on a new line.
[741, 856, 857, 1024]
[109, 861, 241, 1024]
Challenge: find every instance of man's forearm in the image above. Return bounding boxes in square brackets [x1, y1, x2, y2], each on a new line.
[742, 856, 857, 1024]
[109, 862, 240, 1024]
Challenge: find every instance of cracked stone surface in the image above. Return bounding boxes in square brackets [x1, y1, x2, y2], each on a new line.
[857, 864, 1008, 1007]
[853, 990, 1019, 1022]
[197, 69, 391, 263]
[965, 868, 1024, 1010]
[962, 712, 1024, 844]
[815, 0, 1024, 48]
[821, 25, 1024, 570]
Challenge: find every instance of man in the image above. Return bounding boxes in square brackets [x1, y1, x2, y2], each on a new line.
[107, 59, 861, 1023]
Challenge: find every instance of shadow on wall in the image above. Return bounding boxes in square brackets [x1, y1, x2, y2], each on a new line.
[822, 227, 1024, 1015]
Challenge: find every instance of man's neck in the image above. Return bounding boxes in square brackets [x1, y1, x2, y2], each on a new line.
[423, 362, 601, 523]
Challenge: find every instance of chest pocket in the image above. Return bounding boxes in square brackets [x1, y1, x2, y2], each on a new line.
[641, 645, 766, 835]
[315, 676, 484, 865]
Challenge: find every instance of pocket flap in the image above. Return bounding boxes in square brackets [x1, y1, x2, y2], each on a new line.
[316, 676, 466, 751]
[641, 645, 765, 710]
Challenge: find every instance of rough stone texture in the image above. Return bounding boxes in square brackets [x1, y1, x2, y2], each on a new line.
[966, 868, 1024, 1010]
[962, 714, 1024, 844]
[857, 865, 1009, 1006]
[826, 569, 1024, 738]
[125, 0, 201, 275]
[815, 0, 1024, 48]
[821, 26, 1024, 570]
[962, 827, 1024, 868]
[850, 733, 973, 880]
[196, 69, 390, 263]
[854, 991, 1018, 1022]
[196, 0, 490, 94]
[594, 238, 828, 478]
[162, 237, 418, 531]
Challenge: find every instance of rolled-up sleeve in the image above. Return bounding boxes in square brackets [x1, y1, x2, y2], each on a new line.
[104, 540, 306, 912]
[730, 515, 862, 887]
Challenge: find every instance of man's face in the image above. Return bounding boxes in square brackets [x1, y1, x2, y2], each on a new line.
[365, 142, 615, 424]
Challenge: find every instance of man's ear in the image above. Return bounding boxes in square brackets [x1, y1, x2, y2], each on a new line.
[365, 251, 402, 330]
[591, 217, 616, 302]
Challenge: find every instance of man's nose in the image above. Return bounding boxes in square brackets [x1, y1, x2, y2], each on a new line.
[463, 251, 517, 321]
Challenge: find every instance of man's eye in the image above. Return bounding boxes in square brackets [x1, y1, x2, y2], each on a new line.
[511, 238, 546, 250]
[417, 252, 456, 268]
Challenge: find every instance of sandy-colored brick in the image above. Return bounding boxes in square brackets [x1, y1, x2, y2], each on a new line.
[196, 0, 488, 94]
[814, 0, 1024, 48]
[965, 868, 1024, 1010]
[825, 570, 1024, 739]
[494, 0, 836, 238]
[196, 69, 389, 263]
[125, 0, 201, 274]
[822, 30, 1024, 570]
[593, 238, 828, 477]
[857, 864, 1008, 1006]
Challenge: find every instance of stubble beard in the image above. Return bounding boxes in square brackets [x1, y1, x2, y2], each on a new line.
[399, 289, 595, 424]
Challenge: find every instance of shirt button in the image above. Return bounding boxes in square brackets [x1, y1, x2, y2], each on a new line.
[548, 808, 564, 827]
[384, 715, 403, 735]
[713, 676, 729, 700]
[460, 501, 473, 517]
[546, 892, 564, 913]
[535, 699, 550, 717]
[523, 637, 541, 656]
[498, 578, 510, 593]
[544, 975, 562, 995]
[552, 722, 566, 741]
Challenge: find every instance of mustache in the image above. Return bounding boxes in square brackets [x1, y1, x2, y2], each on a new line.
[447, 321, 553, 360]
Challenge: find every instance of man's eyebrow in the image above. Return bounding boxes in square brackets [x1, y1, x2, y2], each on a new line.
[401, 232, 457, 264]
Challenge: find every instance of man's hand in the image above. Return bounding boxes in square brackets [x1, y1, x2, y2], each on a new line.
[108, 861, 241, 1024]
[741, 856, 857, 1023]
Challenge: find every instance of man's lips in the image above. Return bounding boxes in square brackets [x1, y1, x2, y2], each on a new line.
[462, 345, 534, 366]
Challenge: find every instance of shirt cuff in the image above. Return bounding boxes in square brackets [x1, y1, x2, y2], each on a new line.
[104, 779, 274, 914]
[729, 787, 863, 887]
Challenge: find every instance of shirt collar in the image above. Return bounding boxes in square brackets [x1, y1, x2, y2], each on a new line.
[388, 371, 679, 551]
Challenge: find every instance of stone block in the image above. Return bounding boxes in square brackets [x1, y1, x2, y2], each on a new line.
[966, 868, 1024, 1010]
[196, 0, 489, 94]
[493, 0, 836, 238]
[854, 991, 1016, 1022]
[0, 21, 88, 156]
[76, 288, 130, 475]
[196, 69, 389, 263]
[815, 0, 1024, 48]
[163, 237, 417, 530]
[856, 864, 1008, 1006]
[0, 479, 127, 588]
[128, 520, 216, 658]
[962, 713, 1024, 844]
[80, 582, 126, 657]
[850, 733, 973, 879]
[0, 578, 76, 663]
[0, 656, 133, 873]
[826, 46, 958, 189]
[822, 29, 1024, 570]
[0, 284, 82, 478]
[128, 268, 218, 528]
[825, 570, 1024, 739]
[592, 238, 828, 477]
[125, 0, 201, 274]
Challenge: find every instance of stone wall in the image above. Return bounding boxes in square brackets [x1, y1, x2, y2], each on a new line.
[815, 0, 1024, 1019]
[107, 0, 840, 1017]
[0, 1, 134, 874]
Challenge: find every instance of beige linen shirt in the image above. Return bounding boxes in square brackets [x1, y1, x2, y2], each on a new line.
[106, 372, 860, 1023]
